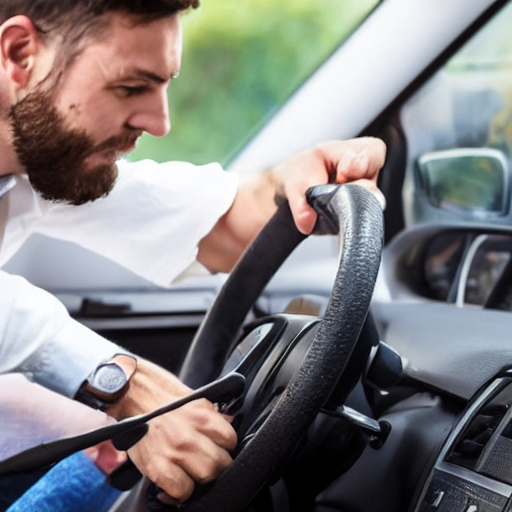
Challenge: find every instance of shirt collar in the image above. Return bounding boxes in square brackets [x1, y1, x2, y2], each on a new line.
[0, 175, 16, 199]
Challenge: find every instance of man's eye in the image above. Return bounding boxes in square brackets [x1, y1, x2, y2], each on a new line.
[118, 85, 147, 97]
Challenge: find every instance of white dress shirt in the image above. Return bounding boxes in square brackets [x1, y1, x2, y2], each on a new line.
[0, 159, 239, 397]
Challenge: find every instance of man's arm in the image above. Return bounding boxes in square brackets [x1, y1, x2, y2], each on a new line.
[0, 271, 120, 396]
[0, 374, 116, 461]
[197, 137, 387, 273]
[0, 271, 236, 503]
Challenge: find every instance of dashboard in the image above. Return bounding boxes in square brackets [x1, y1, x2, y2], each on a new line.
[416, 371, 512, 512]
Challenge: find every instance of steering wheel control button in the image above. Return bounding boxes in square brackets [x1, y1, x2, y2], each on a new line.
[321, 404, 391, 449]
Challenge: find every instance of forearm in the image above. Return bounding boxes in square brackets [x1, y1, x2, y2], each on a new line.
[0, 374, 115, 461]
[197, 170, 283, 273]
[197, 138, 386, 274]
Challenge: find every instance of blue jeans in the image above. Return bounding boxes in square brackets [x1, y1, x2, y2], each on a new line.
[4, 452, 121, 512]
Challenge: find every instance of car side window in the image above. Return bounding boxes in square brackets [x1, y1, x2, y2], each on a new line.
[399, 2, 512, 308]
[401, 1, 512, 228]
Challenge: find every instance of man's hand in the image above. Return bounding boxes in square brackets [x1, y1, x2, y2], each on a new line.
[107, 358, 237, 503]
[272, 137, 387, 234]
[84, 441, 128, 475]
[198, 136, 387, 272]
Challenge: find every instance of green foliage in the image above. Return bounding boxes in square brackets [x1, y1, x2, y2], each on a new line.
[129, 0, 379, 165]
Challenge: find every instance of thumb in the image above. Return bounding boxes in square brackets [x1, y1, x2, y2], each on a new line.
[289, 194, 317, 234]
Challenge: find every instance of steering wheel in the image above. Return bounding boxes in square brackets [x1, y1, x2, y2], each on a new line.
[165, 183, 384, 511]
[112, 184, 383, 512]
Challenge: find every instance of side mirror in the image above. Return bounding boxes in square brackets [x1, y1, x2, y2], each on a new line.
[416, 148, 510, 218]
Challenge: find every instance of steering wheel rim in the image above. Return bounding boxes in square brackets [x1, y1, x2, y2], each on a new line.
[172, 184, 384, 512]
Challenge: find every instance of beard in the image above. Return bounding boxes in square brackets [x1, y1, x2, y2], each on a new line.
[8, 90, 137, 205]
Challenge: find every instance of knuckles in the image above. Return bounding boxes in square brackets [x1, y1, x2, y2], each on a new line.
[154, 471, 195, 502]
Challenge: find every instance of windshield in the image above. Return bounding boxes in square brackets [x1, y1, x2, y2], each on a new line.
[128, 0, 380, 167]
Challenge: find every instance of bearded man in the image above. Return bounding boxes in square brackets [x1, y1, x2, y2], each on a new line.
[0, 0, 386, 508]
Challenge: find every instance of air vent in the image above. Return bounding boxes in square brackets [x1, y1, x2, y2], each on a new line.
[446, 408, 507, 470]
[445, 380, 512, 471]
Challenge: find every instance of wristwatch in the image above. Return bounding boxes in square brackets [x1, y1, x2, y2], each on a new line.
[75, 354, 137, 410]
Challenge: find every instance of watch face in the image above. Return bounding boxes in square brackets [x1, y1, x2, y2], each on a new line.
[92, 364, 127, 394]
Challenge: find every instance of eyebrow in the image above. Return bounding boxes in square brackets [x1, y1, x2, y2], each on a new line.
[130, 68, 179, 84]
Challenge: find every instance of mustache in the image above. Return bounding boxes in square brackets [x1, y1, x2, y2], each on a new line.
[90, 132, 142, 154]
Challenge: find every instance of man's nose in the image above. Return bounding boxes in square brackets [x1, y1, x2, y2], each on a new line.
[127, 88, 171, 138]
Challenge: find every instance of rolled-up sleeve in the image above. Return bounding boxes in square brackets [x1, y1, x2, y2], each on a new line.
[0, 271, 119, 397]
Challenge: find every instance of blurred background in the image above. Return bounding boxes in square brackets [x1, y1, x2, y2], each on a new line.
[128, 0, 379, 167]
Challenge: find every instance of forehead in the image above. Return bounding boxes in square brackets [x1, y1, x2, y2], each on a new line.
[76, 12, 183, 81]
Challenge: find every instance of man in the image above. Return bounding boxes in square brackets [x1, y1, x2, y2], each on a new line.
[0, 0, 386, 506]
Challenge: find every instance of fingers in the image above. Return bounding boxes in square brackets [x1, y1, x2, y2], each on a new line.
[191, 398, 238, 448]
[127, 399, 237, 502]
[84, 440, 128, 475]
[330, 137, 387, 183]
[155, 491, 183, 508]
[151, 462, 195, 503]
[288, 194, 318, 235]
[152, 428, 233, 490]
[277, 137, 387, 233]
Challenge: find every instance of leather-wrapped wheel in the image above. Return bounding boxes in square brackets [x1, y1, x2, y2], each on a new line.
[173, 183, 384, 511]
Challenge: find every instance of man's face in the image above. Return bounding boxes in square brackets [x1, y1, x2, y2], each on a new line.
[9, 13, 182, 205]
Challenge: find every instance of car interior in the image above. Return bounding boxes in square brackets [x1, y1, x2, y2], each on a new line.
[2, 0, 512, 511]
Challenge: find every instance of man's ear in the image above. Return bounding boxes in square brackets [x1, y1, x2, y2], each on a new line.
[0, 15, 41, 90]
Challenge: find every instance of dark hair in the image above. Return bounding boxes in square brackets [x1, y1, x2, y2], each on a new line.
[0, 0, 199, 89]
[0, 0, 199, 30]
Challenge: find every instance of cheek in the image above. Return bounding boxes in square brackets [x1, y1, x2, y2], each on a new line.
[53, 91, 88, 129]
[60, 101, 94, 133]
[63, 96, 125, 138]
[67, 102, 84, 115]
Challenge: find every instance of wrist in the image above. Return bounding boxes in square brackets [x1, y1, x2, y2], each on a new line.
[107, 358, 191, 421]
[75, 353, 137, 412]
